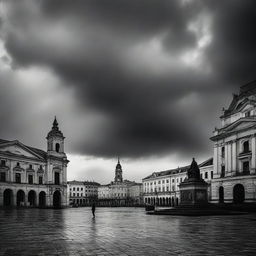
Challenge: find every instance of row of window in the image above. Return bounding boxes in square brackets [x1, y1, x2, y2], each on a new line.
[0, 160, 44, 171]
[0, 171, 60, 185]
[221, 141, 250, 158]
[0, 172, 44, 184]
[69, 187, 97, 192]
[144, 171, 214, 191]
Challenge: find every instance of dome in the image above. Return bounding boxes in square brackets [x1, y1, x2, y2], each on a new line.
[47, 117, 64, 138]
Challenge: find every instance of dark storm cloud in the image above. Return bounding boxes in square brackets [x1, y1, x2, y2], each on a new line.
[204, 0, 256, 84]
[1, 0, 256, 158]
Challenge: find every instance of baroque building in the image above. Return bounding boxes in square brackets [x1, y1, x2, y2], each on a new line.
[67, 180, 100, 206]
[0, 118, 69, 208]
[210, 81, 256, 203]
[98, 159, 143, 206]
[142, 158, 213, 206]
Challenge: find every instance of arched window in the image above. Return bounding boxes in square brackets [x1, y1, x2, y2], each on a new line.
[243, 141, 249, 153]
[55, 143, 60, 152]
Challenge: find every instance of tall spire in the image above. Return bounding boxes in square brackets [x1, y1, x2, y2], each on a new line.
[118, 156, 120, 164]
[52, 116, 59, 130]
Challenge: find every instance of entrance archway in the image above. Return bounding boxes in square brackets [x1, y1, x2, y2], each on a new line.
[3, 189, 13, 206]
[233, 184, 245, 204]
[17, 190, 25, 206]
[28, 190, 36, 206]
[39, 191, 46, 208]
[53, 190, 61, 209]
[219, 186, 224, 203]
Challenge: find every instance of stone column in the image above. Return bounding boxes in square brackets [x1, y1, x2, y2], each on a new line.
[225, 144, 228, 175]
[227, 142, 232, 175]
[232, 141, 237, 174]
[213, 145, 218, 178]
[251, 136, 256, 174]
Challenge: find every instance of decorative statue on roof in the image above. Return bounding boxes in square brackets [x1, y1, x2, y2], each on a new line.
[187, 158, 201, 180]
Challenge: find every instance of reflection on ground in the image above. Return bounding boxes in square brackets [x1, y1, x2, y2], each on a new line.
[0, 207, 256, 255]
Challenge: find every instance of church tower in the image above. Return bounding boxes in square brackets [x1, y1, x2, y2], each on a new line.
[46, 117, 65, 156]
[114, 157, 123, 183]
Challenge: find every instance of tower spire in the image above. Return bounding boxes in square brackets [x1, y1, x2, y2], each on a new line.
[52, 116, 59, 130]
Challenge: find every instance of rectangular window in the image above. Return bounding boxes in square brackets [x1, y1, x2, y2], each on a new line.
[29, 164, 32, 169]
[1, 160, 6, 166]
[15, 173, 21, 183]
[205, 172, 208, 179]
[166, 180, 169, 183]
[73, 193, 75, 196]
[211, 171, 213, 179]
[28, 174, 33, 184]
[162, 180, 165, 183]
[17, 162, 20, 167]
[221, 165, 225, 177]
[77, 193, 79, 197]
[73, 187, 75, 191]
[158, 181, 161, 184]
[39, 176, 43, 184]
[77, 187, 79, 191]
[166, 187, 169, 191]
[172, 179, 175, 183]
[54, 172, 60, 185]
[81, 188, 83, 191]
[243, 161, 249, 173]
[0, 172, 6, 182]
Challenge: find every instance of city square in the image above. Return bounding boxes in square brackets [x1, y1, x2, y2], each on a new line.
[1, 1, 256, 255]
[1, 207, 256, 256]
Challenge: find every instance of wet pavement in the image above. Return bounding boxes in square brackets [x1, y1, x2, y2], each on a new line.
[0, 207, 256, 256]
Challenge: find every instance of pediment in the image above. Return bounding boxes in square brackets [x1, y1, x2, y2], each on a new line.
[223, 119, 256, 133]
[0, 141, 44, 160]
[234, 99, 256, 112]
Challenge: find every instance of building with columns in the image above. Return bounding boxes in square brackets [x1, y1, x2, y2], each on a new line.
[98, 159, 143, 206]
[0, 118, 69, 208]
[142, 158, 213, 206]
[210, 81, 256, 204]
[67, 180, 100, 206]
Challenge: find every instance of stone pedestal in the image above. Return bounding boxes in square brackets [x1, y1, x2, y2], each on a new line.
[179, 158, 208, 206]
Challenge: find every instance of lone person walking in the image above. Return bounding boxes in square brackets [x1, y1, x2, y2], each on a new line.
[92, 202, 96, 218]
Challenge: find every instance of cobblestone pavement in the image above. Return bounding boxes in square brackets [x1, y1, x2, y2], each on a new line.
[0, 207, 256, 256]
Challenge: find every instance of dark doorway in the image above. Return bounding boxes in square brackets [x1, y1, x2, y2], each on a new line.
[3, 189, 13, 206]
[233, 184, 245, 204]
[39, 191, 46, 208]
[219, 186, 224, 203]
[28, 190, 36, 206]
[176, 198, 179, 206]
[54, 172, 60, 185]
[17, 190, 25, 206]
[53, 190, 61, 209]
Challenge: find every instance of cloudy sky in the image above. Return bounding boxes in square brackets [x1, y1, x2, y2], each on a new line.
[0, 0, 255, 184]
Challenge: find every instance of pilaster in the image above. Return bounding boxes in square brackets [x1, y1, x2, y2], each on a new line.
[251, 135, 256, 174]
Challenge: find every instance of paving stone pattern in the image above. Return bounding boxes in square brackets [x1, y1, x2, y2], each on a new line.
[0, 207, 256, 256]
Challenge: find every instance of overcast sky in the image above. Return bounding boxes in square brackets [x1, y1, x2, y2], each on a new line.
[0, 0, 256, 184]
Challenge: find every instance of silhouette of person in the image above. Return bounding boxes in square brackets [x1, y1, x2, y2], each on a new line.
[92, 202, 96, 218]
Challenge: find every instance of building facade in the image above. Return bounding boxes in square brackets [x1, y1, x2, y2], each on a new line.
[68, 180, 100, 206]
[98, 159, 143, 206]
[210, 81, 256, 204]
[0, 118, 69, 208]
[142, 158, 213, 206]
